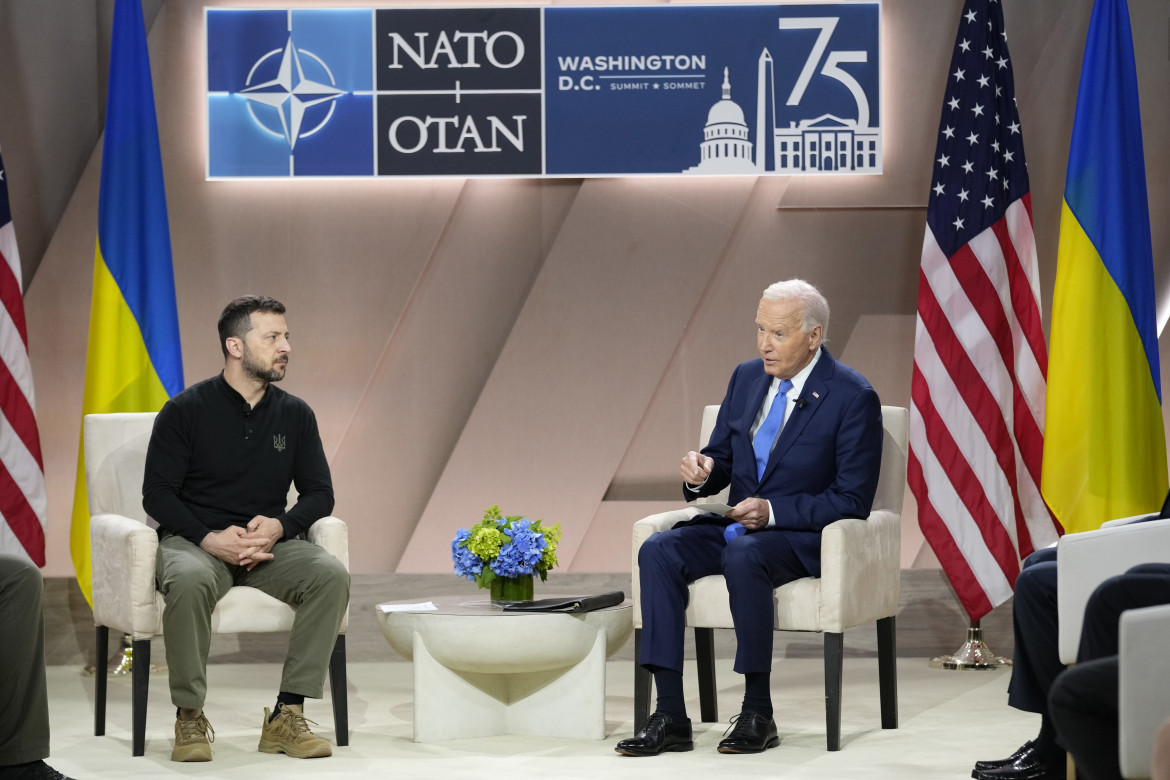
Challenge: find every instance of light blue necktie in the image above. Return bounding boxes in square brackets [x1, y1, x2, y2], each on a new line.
[727, 379, 793, 544]
[753, 378, 793, 481]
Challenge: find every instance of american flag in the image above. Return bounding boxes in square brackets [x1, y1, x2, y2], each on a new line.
[0, 146, 48, 566]
[908, 0, 1060, 621]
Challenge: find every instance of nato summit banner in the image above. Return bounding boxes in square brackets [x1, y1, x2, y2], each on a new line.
[206, 3, 880, 179]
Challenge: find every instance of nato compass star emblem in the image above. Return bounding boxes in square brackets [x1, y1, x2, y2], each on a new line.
[238, 36, 345, 150]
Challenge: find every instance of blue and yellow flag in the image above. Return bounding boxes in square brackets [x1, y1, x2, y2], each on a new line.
[70, 0, 184, 604]
[1042, 0, 1166, 535]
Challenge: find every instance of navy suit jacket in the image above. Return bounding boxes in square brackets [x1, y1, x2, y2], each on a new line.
[684, 348, 884, 576]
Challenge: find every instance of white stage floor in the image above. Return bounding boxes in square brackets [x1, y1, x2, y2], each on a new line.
[42, 657, 1036, 779]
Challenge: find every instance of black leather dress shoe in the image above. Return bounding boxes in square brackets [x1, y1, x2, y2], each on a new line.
[972, 750, 1064, 780]
[716, 710, 779, 754]
[614, 712, 694, 756]
[972, 741, 1036, 775]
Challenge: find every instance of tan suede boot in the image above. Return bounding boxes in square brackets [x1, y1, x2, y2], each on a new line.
[258, 704, 332, 758]
[172, 711, 214, 762]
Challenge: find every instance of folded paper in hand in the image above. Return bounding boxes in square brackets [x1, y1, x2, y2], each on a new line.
[500, 590, 625, 613]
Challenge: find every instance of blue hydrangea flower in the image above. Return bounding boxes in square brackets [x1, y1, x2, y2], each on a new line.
[490, 519, 546, 578]
[451, 528, 483, 581]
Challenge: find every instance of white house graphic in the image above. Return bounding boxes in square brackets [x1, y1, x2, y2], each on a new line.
[686, 48, 880, 175]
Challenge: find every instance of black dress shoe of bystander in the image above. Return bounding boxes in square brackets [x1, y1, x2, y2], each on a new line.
[972, 749, 1065, 780]
[972, 740, 1036, 774]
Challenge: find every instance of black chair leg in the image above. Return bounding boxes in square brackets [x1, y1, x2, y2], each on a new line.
[131, 639, 151, 757]
[633, 628, 651, 729]
[695, 627, 718, 723]
[877, 616, 898, 729]
[824, 631, 843, 751]
[329, 634, 348, 746]
[94, 626, 108, 736]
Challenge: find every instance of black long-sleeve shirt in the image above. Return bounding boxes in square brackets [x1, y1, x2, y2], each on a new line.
[142, 373, 334, 546]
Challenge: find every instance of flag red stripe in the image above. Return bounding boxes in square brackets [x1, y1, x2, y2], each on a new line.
[0, 353, 44, 467]
[0, 460, 44, 566]
[907, 449, 995, 620]
[912, 362, 1020, 583]
[916, 267, 1027, 531]
[0, 147, 48, 565]
[0, 249, 29, 348]
[1000, 195, 1048, 376]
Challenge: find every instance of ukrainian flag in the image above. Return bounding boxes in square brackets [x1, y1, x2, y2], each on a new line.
[1042, 0, 1166, 535]
[70, 0, 184, 604]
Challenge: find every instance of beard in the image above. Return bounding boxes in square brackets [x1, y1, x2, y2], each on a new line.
[242, 346, 286, 383]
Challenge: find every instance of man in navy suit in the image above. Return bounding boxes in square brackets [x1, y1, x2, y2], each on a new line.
[616, 279, 884, 757]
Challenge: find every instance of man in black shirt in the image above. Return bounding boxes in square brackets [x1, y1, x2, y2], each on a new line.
[143, 296, 349, 762]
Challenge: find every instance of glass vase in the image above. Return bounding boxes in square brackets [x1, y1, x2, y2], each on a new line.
[490, 573, 534, 601]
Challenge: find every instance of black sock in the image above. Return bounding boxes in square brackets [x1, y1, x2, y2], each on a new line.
[741, 672, 773, 720]
[271, 691, 305, 721]
[1033, 717, 1062, 760]
[649, 666, 687, 721]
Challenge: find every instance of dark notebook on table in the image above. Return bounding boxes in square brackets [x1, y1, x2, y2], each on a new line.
[500, 590, 625, 613]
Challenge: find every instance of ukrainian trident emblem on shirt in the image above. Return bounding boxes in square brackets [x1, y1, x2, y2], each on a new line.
[273, 434, 286, 452]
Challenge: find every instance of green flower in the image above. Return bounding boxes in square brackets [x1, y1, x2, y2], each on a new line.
[537, 522, 563, 573]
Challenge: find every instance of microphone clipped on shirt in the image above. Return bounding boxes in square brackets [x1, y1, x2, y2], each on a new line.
[794, 398, 808, 410]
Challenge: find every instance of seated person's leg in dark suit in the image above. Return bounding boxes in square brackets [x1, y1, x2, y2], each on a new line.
[1049, 658, 1118, 780]
[0, 553, 76, 780]
[1077, 563, 1170, 660]
[973, 547, 1064, 779]
[621, 522, 810, 756]
[1048, 564, 1170, 780]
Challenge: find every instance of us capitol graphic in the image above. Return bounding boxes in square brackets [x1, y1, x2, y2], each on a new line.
[686, 49, 880, 175]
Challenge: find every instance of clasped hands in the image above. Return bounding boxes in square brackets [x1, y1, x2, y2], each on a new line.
[200, 515, 285, 570]
[681, 451, 770, 531]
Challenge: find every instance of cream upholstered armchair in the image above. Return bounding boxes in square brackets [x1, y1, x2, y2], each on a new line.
[1056, 517, 1170, 779]
[631, 405, 908, 751]
[85, 412, 350, 756]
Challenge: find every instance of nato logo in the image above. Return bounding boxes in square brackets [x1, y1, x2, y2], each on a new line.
[207, 9, 373, 178]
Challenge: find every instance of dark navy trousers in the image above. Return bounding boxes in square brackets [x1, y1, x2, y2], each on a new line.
[1006, 547, 1060, 714]
[638, 523, 813, 675]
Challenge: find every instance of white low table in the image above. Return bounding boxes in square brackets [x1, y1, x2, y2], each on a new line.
[377, 594, 633, 742]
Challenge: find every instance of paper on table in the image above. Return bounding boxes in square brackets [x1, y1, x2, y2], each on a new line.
[377, 601, 437, 613]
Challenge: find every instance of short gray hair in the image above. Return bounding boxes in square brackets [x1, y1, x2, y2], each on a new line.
[761, 279, 829, 342]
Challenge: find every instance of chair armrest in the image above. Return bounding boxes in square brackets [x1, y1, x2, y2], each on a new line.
[1120, 603, 1170, 780]
[631, 507, 704, 627]
[1101, 513, 1158, 529]
[1057, 518, 1170, 663]
[819, 509, 901, 630]
[90, 513, 160, 638]
[307, 516, 349, 571]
